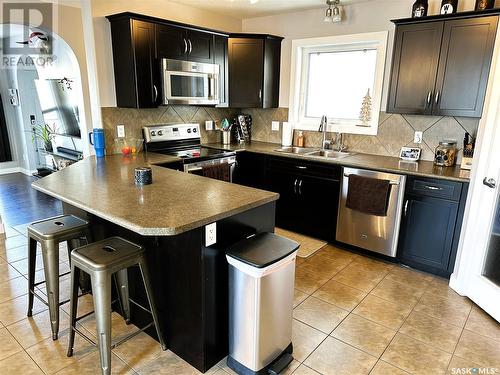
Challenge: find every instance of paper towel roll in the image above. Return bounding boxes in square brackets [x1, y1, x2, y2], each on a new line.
[282, 122, 293, 146]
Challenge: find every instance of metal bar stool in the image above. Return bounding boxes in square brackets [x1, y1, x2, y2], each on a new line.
[27, 214, 91, 340]
[66, 237, 166, 375]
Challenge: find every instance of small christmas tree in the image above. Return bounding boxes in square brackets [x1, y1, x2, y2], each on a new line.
[358, 89, 372, 127]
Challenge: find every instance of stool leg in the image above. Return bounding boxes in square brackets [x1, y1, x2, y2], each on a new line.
[67, 264, 80, 357]
[138, 258, 167, 351]
[41, 240, 60, 340]
[115, 269, 131, 324]
[66, 239, 80, 263]
[27, 237, 38, 317]
[67, 238, 91, 293]
[92, 271, 112, 375]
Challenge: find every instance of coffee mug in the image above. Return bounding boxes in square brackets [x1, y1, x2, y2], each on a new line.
[89, 128, 106, 158]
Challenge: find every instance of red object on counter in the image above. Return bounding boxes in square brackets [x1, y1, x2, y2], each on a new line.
[121, 146, 131, 155]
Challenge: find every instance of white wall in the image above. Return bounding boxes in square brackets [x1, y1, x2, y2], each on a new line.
[91, 0, 243, 107]
[242, 0, 491, 108]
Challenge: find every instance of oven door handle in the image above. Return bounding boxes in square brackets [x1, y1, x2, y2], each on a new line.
[186, 166, 203, 173]
[344, 173, 400, 186]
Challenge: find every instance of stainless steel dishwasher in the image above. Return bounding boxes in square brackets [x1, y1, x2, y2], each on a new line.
[336, 167, 406, 257]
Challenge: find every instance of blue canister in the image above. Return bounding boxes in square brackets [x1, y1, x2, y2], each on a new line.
[89, 128, 106, 158]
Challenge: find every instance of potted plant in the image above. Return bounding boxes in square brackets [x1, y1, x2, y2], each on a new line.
[31, 124, 56, 152]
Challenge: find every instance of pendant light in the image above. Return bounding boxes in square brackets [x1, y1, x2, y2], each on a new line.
[324, 0, 342, 23]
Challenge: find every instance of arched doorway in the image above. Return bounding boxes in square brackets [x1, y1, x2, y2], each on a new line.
[0, 23, 88, 175]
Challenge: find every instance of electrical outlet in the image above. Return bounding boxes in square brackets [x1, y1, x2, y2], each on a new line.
[205, 223, 217, 246]
[272, 121, 280, 132]
[117, 125, 125, 138]
[414, 131, 423, 144]
[205, 120, 214, 131]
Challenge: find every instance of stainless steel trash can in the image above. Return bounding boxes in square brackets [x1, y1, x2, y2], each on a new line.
[226, 232, 300, 375]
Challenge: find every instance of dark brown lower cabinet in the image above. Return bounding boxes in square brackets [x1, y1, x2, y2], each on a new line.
[398, 177, 468, 276]
[266, 157, 340, 242]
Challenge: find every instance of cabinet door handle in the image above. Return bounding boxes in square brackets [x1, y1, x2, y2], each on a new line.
[426, 91, 432, 107]
[294, 178, 298, 195]
[483, 177, 497, 189]
[183, 38, 188, 54]
[404, 200, 409, 216]
[435, 90, 440, 104]
[296, 166, 307, 170]
[153, 84, 158, 103]
[188, 39, 192, 54]
[259, 89, 262, 101]
[298, 180, 303, 195]
[424, 185, 443, 191]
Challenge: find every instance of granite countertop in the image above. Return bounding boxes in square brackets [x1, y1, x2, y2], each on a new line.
[206, 141, 470, 182]
[32, 153, 279, 236]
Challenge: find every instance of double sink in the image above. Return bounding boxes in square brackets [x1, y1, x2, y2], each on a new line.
[274, 146, 354, 160]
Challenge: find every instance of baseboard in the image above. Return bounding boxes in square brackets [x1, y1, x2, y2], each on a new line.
[0, 167, 36, 176]
[19, 168, 36, 176]
[0, 167, 22, 175]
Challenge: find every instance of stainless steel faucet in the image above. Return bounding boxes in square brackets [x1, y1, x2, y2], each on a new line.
[319, 115, 330, 150]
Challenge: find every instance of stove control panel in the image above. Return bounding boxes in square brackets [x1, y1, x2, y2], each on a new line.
[143, 124, 201, 143]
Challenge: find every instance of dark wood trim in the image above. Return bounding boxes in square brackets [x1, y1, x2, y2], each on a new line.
[392, 8, 500, 25]
[106, 12, 230, 37]
[229, 33, 284, 41]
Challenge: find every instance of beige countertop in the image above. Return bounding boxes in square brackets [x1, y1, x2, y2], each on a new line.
[206, 141, 470, 182]
[32, 153, 279, 236]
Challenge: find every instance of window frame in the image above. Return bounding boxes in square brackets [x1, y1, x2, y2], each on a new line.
[288, 31, 388, 135]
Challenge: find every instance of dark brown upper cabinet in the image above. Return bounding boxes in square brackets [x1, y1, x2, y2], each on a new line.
[107, 13, 283, 109]
[228, 35, 283, 109]
[214, 35, 229, 107]
[156, 24, 214, 64]
[107, 16, 160, 108]
[388, 11, 499, 118]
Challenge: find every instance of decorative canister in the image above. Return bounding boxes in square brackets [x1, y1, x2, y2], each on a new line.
[134, 167, 153, 185]
[434, 141, 458, 167]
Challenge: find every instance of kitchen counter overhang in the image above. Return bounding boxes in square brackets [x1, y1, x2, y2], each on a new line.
[31, 153, 279, 236]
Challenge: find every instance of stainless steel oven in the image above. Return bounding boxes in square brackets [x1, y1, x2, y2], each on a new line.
[161, 59, 219, 105]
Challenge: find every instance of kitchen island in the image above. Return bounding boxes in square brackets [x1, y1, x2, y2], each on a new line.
[32, 153, 279, 372]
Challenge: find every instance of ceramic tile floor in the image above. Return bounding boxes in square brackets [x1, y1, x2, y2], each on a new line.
[0, 227, 499, 375]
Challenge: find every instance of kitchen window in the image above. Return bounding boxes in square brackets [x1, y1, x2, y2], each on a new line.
[289, 32, 388, 135]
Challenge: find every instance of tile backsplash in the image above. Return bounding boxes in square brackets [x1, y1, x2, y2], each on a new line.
[102, 106, 479, 163]
[245, 108, 479, 163]
[101, 106, 238, 153]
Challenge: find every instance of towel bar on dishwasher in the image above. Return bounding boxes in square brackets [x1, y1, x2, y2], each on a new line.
[343, 173, 400, 185]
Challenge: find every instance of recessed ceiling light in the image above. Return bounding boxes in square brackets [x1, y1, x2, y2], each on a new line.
[250, 0, 259, 4]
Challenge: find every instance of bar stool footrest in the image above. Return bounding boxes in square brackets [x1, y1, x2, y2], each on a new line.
[70, 321, 155, 351]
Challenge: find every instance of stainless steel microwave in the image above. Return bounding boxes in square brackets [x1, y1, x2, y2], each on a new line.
[161, 59, 219, 105]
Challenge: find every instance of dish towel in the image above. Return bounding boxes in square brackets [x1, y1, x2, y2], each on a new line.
[346, 174, 391, 216]
[201, 162, 231, 182]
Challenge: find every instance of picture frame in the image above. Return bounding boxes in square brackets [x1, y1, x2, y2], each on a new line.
[399, 147, 421, 162]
